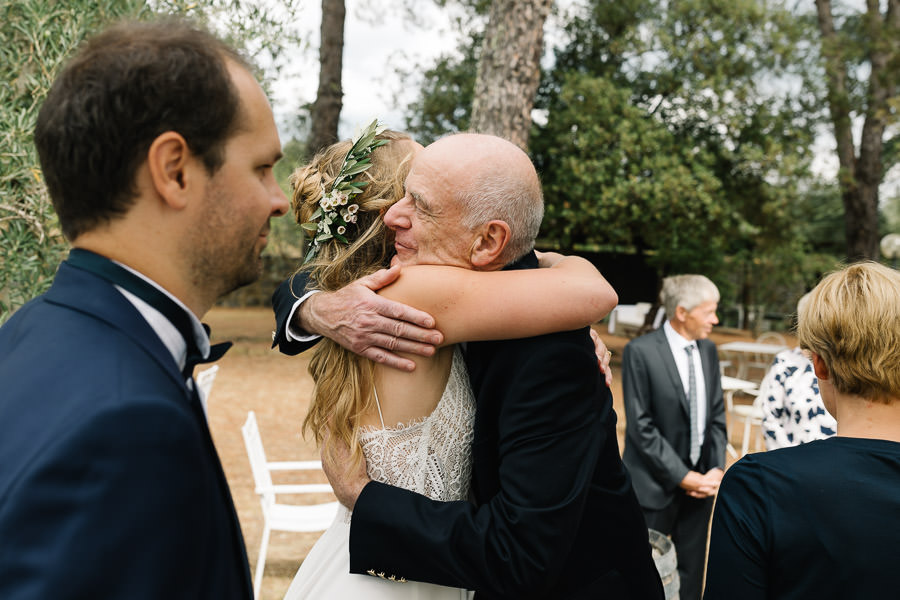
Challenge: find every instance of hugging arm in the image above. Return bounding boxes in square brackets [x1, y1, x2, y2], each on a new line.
[378, 255, 617, 346]
[270, 266, 443, 370]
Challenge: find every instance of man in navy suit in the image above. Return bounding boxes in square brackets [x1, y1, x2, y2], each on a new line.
[272, 134, 663, 598]
[622, 274, 727, 600]
[0, 20, 288, 598]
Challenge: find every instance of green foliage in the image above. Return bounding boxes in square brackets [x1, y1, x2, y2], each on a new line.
[0, 0, 144, 322]
[531, 0, 832, 310]
[0, 0, 306, 322]
[533, 72, 728, 279]
[151, 0, 307, 85]
[268, 137, 306, 259]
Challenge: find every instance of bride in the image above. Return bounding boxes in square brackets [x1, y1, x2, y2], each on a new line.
[283, 123, 616, 599]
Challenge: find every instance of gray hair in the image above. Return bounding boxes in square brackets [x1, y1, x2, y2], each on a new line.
[661, 274, 720, 316]
[454, 164, 544, 264]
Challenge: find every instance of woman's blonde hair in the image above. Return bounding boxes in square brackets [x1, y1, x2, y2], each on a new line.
[798, 261, 900, 403]
[290, 130, 415, 462]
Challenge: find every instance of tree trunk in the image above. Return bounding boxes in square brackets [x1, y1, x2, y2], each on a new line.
[307, 0, 345, 158]
[815, 0, 900, 261]
[470, 0, 553, 151]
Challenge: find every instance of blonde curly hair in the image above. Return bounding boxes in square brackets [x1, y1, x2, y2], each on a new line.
[289, 130, 415, 462]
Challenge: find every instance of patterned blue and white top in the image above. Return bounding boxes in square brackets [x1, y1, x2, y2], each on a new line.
[759, 347, 836, 450]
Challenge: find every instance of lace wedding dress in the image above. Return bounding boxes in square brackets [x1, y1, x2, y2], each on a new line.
[283, 348, 475, 600]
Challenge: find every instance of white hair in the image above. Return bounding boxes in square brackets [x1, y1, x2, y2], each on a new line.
[455, 171, 544, 263]
[661, 274, 720, 316]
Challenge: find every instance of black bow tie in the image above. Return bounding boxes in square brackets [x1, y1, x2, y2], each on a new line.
[66, 248, 232, 379]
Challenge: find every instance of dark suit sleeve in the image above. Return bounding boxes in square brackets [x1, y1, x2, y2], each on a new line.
[0, 399, 219, 599]
[271, 271, 319, 356]
[703, 342, 728, 470]
[622, 341, 690, 489]
[348, 333, 606, 597]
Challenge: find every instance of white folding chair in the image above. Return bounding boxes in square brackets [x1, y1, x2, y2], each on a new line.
[730, 390, 765, 456]
[241, 411, 338, 599]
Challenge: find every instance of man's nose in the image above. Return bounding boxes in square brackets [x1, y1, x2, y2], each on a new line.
[384, 198, 411, 229]
[271, 185, 289, 217]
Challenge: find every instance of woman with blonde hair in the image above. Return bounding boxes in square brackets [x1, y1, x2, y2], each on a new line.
[704, 261, 900, 599]
[284, 123, 618, 599]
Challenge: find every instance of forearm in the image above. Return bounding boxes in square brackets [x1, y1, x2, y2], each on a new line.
[549, 255, 618, 320]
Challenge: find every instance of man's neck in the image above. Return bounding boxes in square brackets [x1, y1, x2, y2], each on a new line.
[72, 234, 209, 319]
[667, 319, 695, 342]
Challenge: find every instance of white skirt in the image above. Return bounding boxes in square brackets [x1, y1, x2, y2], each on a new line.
[283, 506, 472, 600]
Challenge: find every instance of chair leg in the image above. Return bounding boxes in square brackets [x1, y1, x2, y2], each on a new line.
[741, 418, 752, 457]
[254, 525, 271, 600]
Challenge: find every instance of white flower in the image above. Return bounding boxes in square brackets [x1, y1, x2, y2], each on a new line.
[336, 190, 349, 205]
[347, 215, 357, 224]
[348, 204, 359, 214]
[337, 226, 346, 235]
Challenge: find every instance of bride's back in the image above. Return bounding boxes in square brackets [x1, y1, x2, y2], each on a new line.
[361, 346, 456, 430]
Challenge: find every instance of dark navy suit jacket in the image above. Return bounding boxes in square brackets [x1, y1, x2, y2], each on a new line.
[0, 260, 251, 599]
[271, 253, 664, 599]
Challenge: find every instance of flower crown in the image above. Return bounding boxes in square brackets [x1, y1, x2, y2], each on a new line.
[301, 119, 389, 264]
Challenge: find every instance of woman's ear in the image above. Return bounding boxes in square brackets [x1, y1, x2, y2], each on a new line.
[146, 131, 195, 210]
[470, 220, 511, 269]
[811, 352, 830, 381]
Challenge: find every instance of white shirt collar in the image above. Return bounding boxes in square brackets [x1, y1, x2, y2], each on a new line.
[663, 320, 696, 352]
[112, 262, 210, 371]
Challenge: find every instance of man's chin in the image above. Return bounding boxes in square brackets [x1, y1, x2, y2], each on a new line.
[392, 249, 418, 267]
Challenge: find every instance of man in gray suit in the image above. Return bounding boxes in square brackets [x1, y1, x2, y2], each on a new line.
[621, 274, 727, 600]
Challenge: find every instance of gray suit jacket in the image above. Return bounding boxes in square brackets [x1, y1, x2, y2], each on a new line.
[621, 327, 727, 510]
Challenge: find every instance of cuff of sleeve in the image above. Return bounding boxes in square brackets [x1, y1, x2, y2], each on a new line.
[285, 290, 323, 342]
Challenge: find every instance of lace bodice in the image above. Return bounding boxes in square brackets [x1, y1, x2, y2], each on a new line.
[358, 347, 475, 504]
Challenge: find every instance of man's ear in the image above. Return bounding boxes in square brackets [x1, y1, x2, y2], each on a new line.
[674, 305, 688, 323]
[811, 352, 830, 381]
[470, 220, 511, 268]
[146, 131, 197, 210]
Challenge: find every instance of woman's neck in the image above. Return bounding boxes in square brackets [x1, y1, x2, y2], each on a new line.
[835, 392, 900, 442]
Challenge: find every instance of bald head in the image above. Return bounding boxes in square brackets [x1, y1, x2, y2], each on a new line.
[427, 133, 544, 264]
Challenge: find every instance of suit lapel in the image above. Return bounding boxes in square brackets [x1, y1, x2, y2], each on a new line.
[48, 262, 252, 593]
[651, 328, 689, 417]
[45, 262, 187, 394]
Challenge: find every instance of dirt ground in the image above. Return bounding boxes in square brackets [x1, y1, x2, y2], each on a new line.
[204, 307, 785, 599]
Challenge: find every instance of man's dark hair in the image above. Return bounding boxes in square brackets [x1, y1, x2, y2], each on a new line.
[35, 19, 252, 240]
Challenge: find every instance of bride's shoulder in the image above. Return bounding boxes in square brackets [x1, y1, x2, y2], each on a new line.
[378, 265, 471, 301]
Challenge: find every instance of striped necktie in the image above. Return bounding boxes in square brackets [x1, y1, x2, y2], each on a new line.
[685, 345, 700, 465]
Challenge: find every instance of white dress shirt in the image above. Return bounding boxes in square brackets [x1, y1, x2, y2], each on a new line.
[663, 320, 708, 447]
[113, 263, 211, 415]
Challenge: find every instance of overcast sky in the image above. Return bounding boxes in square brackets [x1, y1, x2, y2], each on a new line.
[269, 1, 463, 140]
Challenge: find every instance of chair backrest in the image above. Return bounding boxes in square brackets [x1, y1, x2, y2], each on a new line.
[241, 411, 275, 511]
[755, 331, 787, 346]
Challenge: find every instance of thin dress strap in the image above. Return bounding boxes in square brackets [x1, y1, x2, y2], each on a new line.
[373, 386, 386, 430]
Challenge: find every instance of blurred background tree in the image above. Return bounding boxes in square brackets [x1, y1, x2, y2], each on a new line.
[6, 0, 897, 328]
[0, 0, 304, 323]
